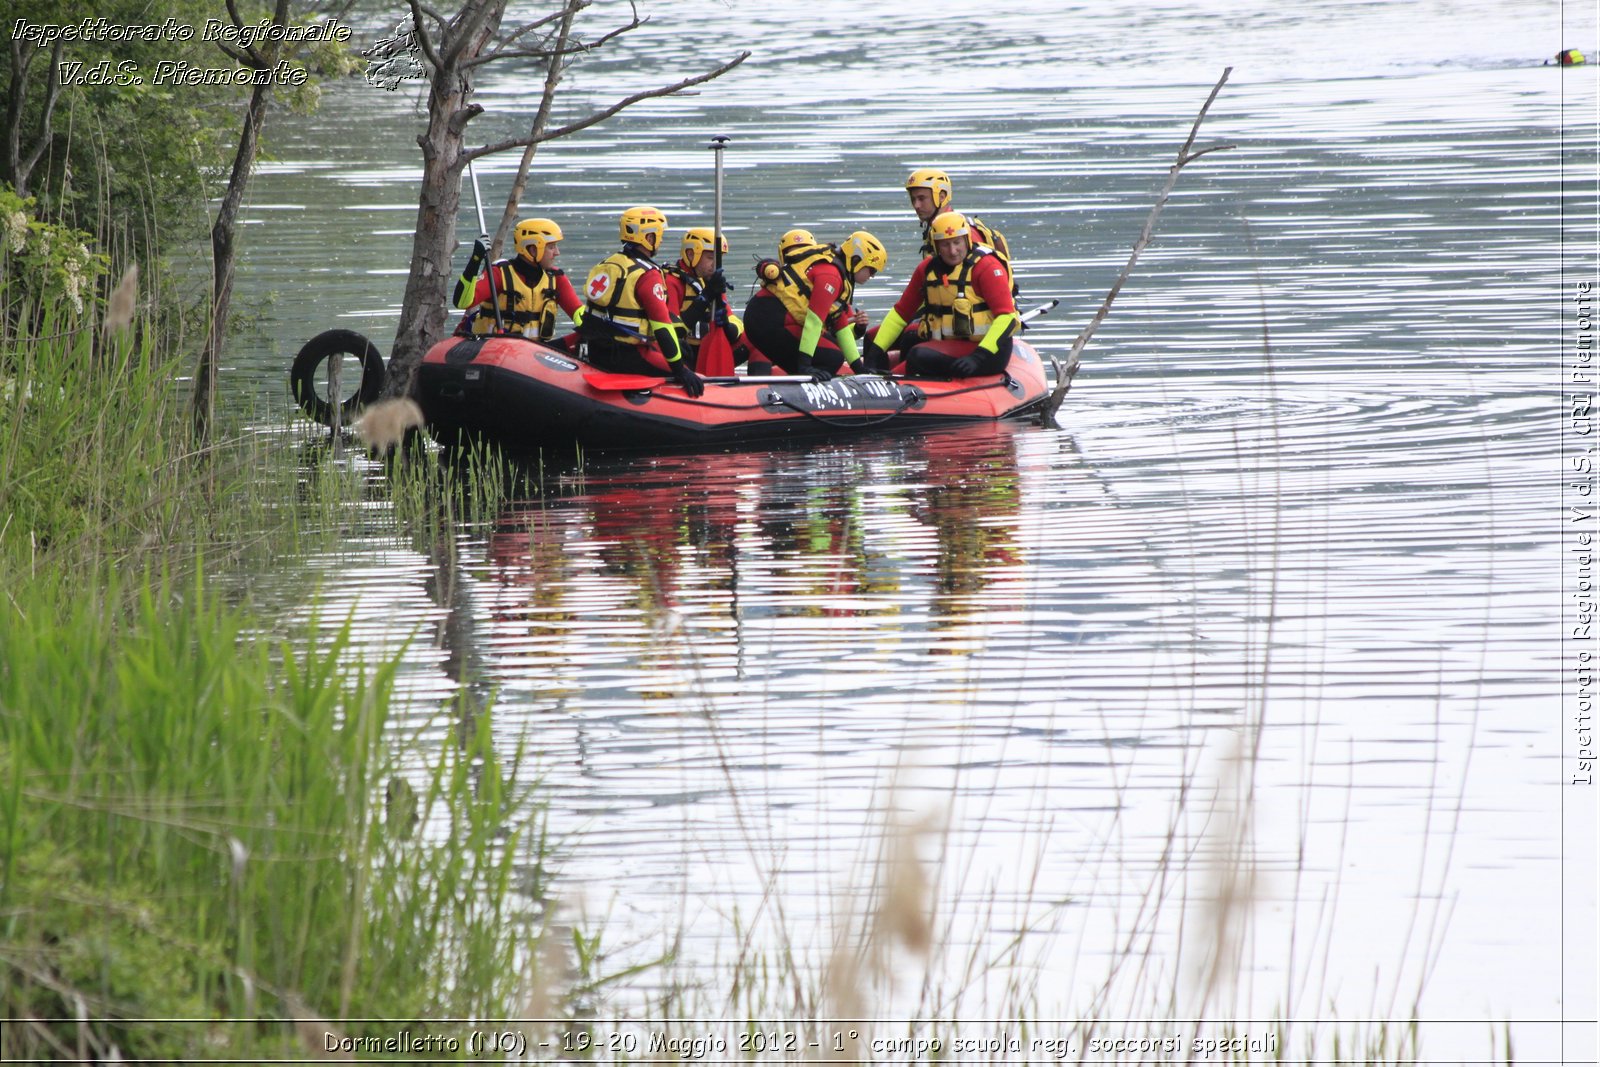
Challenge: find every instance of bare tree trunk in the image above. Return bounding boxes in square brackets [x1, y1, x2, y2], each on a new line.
[4, 39, 63, 198]
[383, 0, 504, 400]
[194, 79, 273, 441]
[192, 0, 292, 443]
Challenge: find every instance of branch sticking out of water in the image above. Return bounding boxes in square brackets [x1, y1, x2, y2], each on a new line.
[1042, 67, 1235, 424]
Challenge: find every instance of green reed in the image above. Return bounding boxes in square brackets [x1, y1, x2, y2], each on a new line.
[0, 572, 536, 1059]
[1, 279, 541, 1059]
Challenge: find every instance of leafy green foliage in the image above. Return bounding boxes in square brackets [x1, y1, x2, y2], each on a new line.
[0, 202, 541, 1061]
[1, 0, 354, 259]
[0, 187, 109, 319]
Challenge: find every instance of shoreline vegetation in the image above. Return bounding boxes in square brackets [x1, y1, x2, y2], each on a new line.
[0, 193, 552, 1060]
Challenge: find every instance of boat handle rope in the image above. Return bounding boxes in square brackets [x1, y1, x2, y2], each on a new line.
[626, 375, 1010, 420]
[759, 392, 918, 428]
[623, 391, 775, 411]
[759, 373, 1016, 425]
[628, 388, 916, 422]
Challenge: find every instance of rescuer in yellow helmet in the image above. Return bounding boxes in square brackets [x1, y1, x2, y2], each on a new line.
[742, 229, 885, 381]
[862, 211, 1019, 379]
[664, 226, 746, 368]
[577, 206, 704, 397]
[453, 217, 585, 346]
[904, 168, 1017, 296]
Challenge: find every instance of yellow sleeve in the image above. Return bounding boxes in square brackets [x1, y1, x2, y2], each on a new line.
[875, 308, 908, 351]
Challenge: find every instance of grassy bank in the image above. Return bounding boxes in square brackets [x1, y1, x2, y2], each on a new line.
[0, 209, 538, 1060]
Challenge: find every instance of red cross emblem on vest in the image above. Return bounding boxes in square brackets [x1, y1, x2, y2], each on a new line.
[588, 273, 612, 300]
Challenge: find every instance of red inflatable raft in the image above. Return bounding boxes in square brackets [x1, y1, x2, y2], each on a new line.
[413, 334, 1054, 451]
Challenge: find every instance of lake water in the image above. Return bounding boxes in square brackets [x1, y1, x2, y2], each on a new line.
[231, 0, 1597, 1060]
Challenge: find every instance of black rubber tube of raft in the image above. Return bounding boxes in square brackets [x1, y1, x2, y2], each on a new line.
[290, 329, 386, 426]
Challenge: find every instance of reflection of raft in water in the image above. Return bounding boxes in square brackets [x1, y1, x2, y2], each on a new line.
[409, 333, 1054, 451]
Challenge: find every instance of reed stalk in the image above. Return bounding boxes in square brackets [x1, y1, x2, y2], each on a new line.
[0, 250, 541, 1059]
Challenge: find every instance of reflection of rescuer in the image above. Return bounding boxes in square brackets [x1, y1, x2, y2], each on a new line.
[663, 227, 744, 375]
[743, 229, 887, 381]
[453, 218, 584, 346]
[863, 212, 1018, 378]
[577, 206, 704, 397]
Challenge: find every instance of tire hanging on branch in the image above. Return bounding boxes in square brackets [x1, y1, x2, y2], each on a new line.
[290, 329, 386, 426]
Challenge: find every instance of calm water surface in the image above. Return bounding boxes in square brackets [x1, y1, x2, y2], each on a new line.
[232, 0, 1595, 1059]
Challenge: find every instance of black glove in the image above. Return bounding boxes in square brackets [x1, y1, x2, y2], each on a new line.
[670, 358, 704, 398]
[950, 355, 983, 377]
[461, 236, 490, 281]
[702, 269, 727, 301]
[722, 321, 740, 345]
[797, 357, 833, 383]
[452, 235, 492, 307]
[861, 341, 888, 373]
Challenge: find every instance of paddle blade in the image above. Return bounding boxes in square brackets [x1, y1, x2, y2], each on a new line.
[583, 371, 670, 391]
[697, 328, 735, 377]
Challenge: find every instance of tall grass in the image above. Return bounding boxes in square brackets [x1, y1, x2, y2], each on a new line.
[0, 574, 533, 1060]
[0, 254, 543, 1058]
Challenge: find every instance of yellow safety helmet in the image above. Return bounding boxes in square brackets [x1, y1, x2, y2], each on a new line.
[514, 217, 563, 263]
[905, 168, 953, 210]
[779, 228, 817, 257]
[619, 205, 668, 254]
[840, 230, 887, 275]
[681, 226, 728, 268]
[929, 211, 971, 244]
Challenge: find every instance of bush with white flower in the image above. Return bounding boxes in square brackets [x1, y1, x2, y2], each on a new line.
[0, 186, 110, 321]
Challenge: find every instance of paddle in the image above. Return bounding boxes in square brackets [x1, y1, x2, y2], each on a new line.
[583, 371, 814, 391]
[697, 135, 737, 377]
[1020, 298, 1058, 325]
[696, 317, 737, 377]
[465, 157, 505, 334]
[711, 135, 728, 275]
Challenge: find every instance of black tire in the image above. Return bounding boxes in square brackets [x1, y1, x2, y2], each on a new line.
[290, 329, 386, 426]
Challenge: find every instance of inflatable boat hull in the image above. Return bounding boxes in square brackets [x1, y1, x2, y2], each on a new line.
[415, 335, 1052, 451]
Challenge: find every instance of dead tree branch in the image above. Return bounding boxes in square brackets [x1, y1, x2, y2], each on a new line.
[493, 9, 567, 43]
[488, 0, 579, 258]
[472, 3, 587, 65]
[406, 0, 446, 72]
[1042, 66, 1234, 423]
[462, 50, 750, 165]
[464, 7, 639, 69]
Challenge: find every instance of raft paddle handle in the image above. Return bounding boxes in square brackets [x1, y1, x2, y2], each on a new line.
[583, 371, 818, 391]
[1019, 298, 1059, 326]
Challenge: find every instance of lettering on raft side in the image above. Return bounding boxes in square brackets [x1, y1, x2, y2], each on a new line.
[796, 377, 904, 411]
